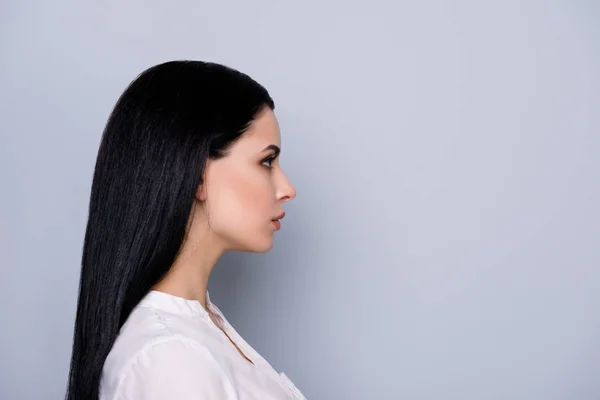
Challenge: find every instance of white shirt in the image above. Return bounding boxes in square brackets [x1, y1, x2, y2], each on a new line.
[100, 290, 306, 400]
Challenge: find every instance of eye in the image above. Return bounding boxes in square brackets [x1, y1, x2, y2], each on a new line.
[261, 156, 275, 169]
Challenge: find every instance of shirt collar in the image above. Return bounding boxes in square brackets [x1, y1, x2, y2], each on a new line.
[138, 289, 212, 318]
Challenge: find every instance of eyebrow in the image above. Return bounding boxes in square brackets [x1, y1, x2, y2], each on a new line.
[262, 144, 281, 157]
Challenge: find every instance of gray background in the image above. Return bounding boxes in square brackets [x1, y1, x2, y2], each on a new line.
[1, 1, 599, 399]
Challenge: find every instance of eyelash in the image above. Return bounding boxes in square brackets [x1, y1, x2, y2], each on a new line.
[262, 156, 276, 169]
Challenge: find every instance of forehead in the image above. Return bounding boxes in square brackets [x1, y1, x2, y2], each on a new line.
[238, 108, 281, 149]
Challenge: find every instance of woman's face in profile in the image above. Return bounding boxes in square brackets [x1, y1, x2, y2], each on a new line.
[199, 108, 297, 252]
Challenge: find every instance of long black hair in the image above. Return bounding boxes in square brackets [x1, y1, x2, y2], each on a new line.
[65, 60, 275, 400]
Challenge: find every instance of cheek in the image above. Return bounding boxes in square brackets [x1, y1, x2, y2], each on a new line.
[232, 180, 268, 215]
[209, 168, 273, 229]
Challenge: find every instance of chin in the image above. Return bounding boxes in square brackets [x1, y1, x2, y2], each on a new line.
[251, 238, 274, 253]
[233, 235, 274, 253]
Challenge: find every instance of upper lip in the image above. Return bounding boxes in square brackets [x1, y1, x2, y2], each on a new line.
[273, 212, 285, 221]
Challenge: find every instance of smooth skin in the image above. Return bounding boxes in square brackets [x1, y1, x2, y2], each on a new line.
[152, 108, 296, 364]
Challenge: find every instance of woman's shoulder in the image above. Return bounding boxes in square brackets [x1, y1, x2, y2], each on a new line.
[100, 305, 228, 399]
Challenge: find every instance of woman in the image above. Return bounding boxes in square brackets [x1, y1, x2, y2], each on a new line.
[65, 60, 305, 399]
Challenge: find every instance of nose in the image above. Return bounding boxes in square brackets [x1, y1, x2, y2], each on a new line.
[276, 170, 296, 202]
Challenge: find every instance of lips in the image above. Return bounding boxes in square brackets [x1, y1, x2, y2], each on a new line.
[272, 211, 285, 221]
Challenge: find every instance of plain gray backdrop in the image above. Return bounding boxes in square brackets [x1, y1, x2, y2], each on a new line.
[1, 1, 599, 399]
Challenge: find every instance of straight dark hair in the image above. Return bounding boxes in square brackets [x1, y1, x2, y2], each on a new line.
[65, 60, 275, 400]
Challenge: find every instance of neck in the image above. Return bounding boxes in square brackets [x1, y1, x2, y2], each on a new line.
[152, 223, 225, 309]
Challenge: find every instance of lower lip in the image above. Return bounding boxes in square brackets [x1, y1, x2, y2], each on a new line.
[271, 220, 281, 230]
